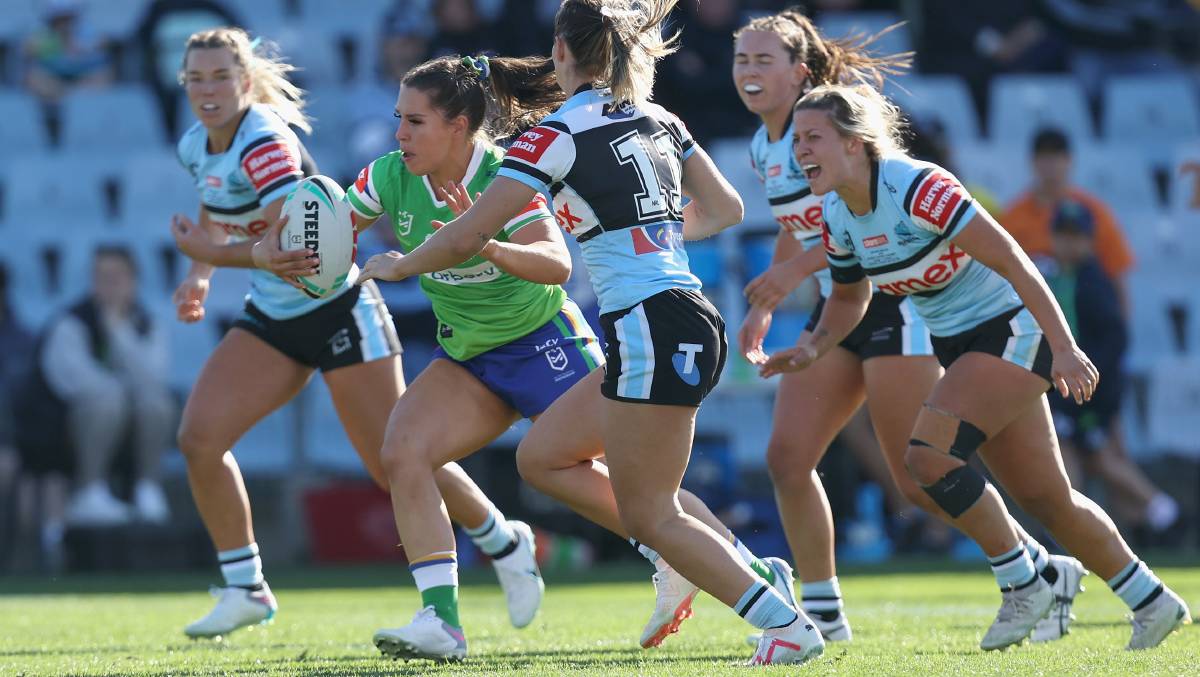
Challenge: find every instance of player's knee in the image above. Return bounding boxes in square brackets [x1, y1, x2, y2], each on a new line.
[176, 420, 217, 463]
[616, 500, 672, 545]
[919, 464, 988, 519]
[765, 436, 817, 486]
[513, 441, 549, 487]
[904, 441, 952, 486]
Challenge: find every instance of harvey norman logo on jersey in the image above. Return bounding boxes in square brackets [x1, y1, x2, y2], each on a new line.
[425, 260, 502, 285]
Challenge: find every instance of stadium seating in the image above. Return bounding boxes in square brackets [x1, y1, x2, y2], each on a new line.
[2, 152, 112, 229]
[707, 138, 773, 230]
[0, 0, 37, 42]
[953, 142, 1029, 207]
[1073, 143, 1160, 213]
[988, 75, 1094, 150]
[83, 0, 150, 40]
[118, 149, 197, 234]
[1102, 76, 1200, 167]
[273, 27, 345, 86]
[0, 90, 50, 154]
[60, 85, 167, 151]
[296, 0, 394, 41]
[886, 74, 979, 146]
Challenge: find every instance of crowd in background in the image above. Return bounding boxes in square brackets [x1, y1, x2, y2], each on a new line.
[1, 0, 1199, 573]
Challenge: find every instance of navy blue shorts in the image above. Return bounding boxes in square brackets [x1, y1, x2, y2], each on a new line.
[432, 299, 603, 418]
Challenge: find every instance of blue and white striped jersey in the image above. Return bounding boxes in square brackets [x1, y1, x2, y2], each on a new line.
[749, 120, 832, 296]
[498, 86, 701, 314]
[822, 154, 1021, 336]
[177, 103, 354, 319]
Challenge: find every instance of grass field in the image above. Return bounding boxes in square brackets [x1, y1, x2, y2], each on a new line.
[2, 563, 1197, 676]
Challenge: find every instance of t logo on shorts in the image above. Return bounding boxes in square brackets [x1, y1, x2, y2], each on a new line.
[672, 343, 704, 386]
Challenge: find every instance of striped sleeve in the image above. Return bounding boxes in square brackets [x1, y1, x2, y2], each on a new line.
[346, 160, 386, 221]
[822, 215, 865, 284]
[901, 164, 978, 240]
[501, 193, 553, 237]
[498, 122, 576, 195]
[239, 134, 304, 206]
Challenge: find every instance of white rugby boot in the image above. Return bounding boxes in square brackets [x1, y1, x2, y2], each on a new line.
[747, 612, 825, 666]
[374, 606, 468, 663]
[639, 563, 699, 648]
[1031, 555, 1087, 643]
[980, 576, 1054, 650]
[748, 559, 851, 646]
[491, 520, 544, 629]
[1126, 587, 1190, 650]
[184, 583, 277, 638]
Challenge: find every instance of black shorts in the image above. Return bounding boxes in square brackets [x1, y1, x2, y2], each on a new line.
[805, 293, 934, 360]
[233, 280, 402, 372]
[930, 306, 1053, 383]
[599, 288, 727, 407]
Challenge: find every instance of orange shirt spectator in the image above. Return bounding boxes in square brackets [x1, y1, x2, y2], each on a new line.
[1002, 187, 1134, 279]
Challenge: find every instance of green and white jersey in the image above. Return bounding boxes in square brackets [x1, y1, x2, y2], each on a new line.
[347, 142, 567, 360]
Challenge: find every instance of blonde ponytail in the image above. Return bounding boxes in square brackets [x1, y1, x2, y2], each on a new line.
[795, 84, 906, 159]
[181, 27, 312, 135]
[556, 0, 680, 106]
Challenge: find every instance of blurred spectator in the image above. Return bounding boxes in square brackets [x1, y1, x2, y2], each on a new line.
[1037, 0, 1199, 100]
[655, 0, 753, 144]
[493, 0, 558, 57]
[0, 263, 35, 568]
[425, 0, 504, 60]
[376, 0, 434, 85]
[30, 245, 174, 527]
[133, 0, 239, 138]
[1001, 128, 1134, 314]
[1038, 202, 1181, 541]
[21, 0, 115, 104]
[917, 0, 1066, 112]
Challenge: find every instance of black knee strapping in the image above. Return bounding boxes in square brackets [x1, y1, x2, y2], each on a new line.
[949, 420, 987, 461]
[921, 465, 987, 518]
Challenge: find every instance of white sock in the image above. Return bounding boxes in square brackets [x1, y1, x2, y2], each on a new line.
[218, 543, 263, 589]
[465, 507, 519, 558]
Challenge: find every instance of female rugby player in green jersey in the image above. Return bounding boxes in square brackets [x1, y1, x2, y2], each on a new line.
[168, 28, 540, 639]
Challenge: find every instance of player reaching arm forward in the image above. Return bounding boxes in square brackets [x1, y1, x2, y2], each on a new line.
[761, 83, 1189, 652]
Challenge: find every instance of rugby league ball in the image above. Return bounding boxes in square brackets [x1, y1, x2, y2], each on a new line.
[280, 175, 356, 299]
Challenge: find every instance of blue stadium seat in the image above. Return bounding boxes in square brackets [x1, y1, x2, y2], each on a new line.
[1102, 76, 1200, 167]
[1126, 270, 1182, 372]
[119, 149, 197, 236]
[300, 379, 362, 474]
[708, 137, 773, 230]
[83, 0, 150, 40]
[231, 403, 295, 474]
[60, 85, 167, 151]
[1074, 144, 1160, 213]
[886, 74, 979, 147]
[297, 0, 394, 38]
[2, 152, 111, 230]
[953, 143, 1029, 208]
[742, 236, 776, 282]
[988, 75, 1094, 150]
[304, 85, 354, 142]
[1167, 144, 1200, 263]
[167, 319, 219, 392]
[204, 267, 253, 316]
[235, 0, 289, 37]
[0, 0, 37, 42]
[687, 240, 723, 289]
[1144, 353, 1200, 457]
[273, 27, 344, 86]
[816, 11, 912, 58]
[763, 310, 809, 353]
[0, 91, 50, 154]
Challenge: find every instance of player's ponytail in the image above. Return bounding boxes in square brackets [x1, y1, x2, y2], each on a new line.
[795, 84, 906, 160]
[402, 55, 564, 142]
[181, 27, 312, 135]
[735, 7, 910, 91]
[555, 0, 681, 106]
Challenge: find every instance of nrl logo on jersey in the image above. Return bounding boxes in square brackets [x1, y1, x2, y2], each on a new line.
[395, 210, 414, 236]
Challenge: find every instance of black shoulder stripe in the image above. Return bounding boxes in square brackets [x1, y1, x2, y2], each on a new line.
[204, 200, 261, 215]
[767, 187, 812, 206]
[945, 198, 974, 235]
[259, 175, 300, 199]
[239, 134, 289, 161]
[903, 167, 934, 214]
[500, 159, 553, 188]
[541, 120, 570, 134]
